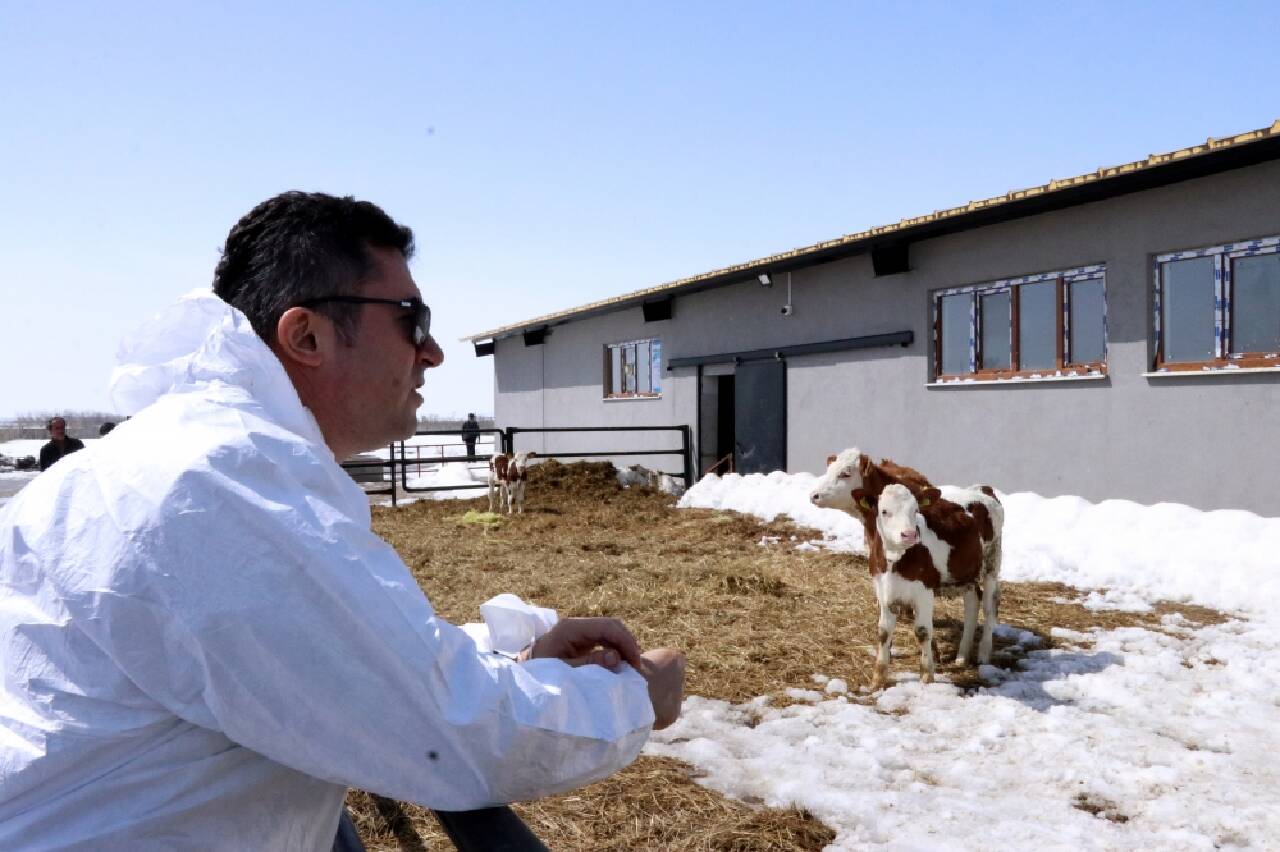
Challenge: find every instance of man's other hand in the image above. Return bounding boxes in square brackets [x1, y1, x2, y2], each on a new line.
[522, 618, 686, 729]
[524, 617, 643, 669]
[636, 648, 685, 730]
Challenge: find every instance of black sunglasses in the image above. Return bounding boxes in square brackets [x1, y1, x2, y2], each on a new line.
[296, 296, 432, 347]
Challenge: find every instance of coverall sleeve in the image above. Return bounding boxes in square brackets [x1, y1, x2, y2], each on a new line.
[73, 459, 654, 811]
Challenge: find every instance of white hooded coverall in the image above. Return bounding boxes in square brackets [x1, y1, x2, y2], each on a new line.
[0, 292, 653, 850]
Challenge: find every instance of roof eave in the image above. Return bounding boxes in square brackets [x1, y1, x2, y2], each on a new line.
[463, 122, 1280, 344]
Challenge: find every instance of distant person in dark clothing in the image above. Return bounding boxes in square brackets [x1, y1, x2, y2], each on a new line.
[39, 418, 85, 471]
[98, 422, 117, 436]
[461, 412, 481, 459]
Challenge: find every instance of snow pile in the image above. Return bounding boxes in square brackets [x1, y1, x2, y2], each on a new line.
[999, 493, 1280, 619]
[400, 461, 491, 502]
[678, 471, 865, 554]
[616, 464, 687, 496]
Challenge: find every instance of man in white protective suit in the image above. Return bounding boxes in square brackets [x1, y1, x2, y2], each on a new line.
[0, 191, 685, 850]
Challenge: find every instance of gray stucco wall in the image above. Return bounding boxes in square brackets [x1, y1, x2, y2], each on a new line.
[491, 159, 1280, 515]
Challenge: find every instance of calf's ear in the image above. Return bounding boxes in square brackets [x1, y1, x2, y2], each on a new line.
[825, 453, 837, 465]
[858, 454, 874, 476]
[918, 487, 942, 507]
[852, 488, 875, 512]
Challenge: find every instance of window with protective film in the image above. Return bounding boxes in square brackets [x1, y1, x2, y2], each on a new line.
[604, 338, 662, 398]
[933, 265, 1107, 382]
[1154, 236, 1280, 371]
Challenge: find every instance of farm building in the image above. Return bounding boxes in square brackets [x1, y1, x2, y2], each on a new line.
[465, 120, 1280, 516]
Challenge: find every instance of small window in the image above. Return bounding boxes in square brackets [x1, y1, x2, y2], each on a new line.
[1230, 254, 1280, 355]
[1161, 256, 1216, 363]
[939, 293, 972, 375]
[1018, 280, 1057, 370]
[1068, 277, 1106, 365]
[934, 265, 1107, 381]
[979, 291, 1010, 370]
[604, 339, 662, 398]
[1154, 237, 1280, 371]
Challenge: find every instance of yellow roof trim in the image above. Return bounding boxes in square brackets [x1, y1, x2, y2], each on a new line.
[464, 119, 1280, 343]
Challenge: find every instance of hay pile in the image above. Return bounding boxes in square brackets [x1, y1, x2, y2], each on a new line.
[347, 462, 1223, 850]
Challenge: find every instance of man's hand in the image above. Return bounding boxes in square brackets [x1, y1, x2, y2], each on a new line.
[521, 618, 686, 729]
[522, 617, 644, 669]
[636, 648, 685, 730]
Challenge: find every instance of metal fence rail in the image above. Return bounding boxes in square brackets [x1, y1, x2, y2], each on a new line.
[506, 425, 693, 487]
[340, 424, 694, 502]
[399, 429, 504, 494]
[343, 446, 400, 507]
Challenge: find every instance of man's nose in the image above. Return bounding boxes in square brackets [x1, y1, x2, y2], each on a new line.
[419, 334, 444, 367]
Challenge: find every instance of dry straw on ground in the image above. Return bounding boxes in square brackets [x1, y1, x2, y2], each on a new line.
[347, 461, 1226, 850]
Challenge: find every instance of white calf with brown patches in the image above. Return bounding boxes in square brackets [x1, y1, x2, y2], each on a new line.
[854, 483, 1001, 689]
[488, 451, 537, 514]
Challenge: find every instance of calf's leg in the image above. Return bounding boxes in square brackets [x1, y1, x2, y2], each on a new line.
[957, 586, 979, 665]
[872, 601, 896, 690]
[978, 577, 999, 664]
[913, 594, 936, 684]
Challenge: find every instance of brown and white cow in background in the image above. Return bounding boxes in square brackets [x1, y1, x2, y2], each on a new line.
[854, 483, 1002, 688]
[488, 451, 536, 514]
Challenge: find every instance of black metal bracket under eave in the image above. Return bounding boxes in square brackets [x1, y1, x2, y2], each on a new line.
[666, 329, 913, 370]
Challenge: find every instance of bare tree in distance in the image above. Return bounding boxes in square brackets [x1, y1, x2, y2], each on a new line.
[1, 411, 119, 441]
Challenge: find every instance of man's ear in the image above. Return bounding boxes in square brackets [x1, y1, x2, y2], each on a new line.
[274, 307, 329, 368]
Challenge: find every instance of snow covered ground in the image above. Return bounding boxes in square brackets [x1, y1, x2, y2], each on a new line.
[652, 471, 1280, 850]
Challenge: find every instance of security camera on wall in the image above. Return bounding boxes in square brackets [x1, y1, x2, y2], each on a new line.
[780, 304, 793, 317]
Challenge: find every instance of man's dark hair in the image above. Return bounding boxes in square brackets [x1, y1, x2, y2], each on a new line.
[212, 191, 415, 345]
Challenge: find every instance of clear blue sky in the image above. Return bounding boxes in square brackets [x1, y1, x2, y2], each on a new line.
[2, 1, 1277, 420]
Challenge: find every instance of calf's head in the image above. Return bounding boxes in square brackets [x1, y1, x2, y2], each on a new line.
[855, 483, 941, 551]
[509, 451, 537, 479]
[809, 447, 867, 510]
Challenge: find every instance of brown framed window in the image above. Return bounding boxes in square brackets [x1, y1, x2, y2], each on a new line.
[934, 265, 1107, 382]
[604, 339, 663, 398]
[1154, 237, 1280, 371]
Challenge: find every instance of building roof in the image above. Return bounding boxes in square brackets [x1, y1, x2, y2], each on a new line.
[463, 119, 1280, 343]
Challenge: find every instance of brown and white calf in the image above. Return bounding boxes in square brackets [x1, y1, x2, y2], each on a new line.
[488, 451, 536, 514]
[810, 447, 1005, 640]
[853, 483, 1001, 689]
